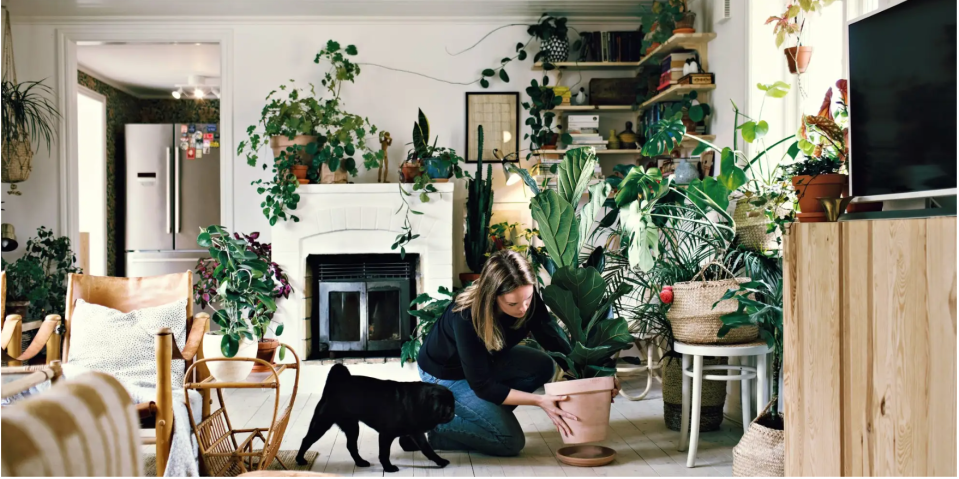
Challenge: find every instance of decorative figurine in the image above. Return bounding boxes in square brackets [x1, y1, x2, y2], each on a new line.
[607, 129, 621, 150]
[618, 121, 637, 149]
[572, 87, 588, 106]
[378, 131, 392, 183]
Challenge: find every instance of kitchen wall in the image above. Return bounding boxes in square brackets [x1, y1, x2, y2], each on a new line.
[3, 4, 746, 284]
[75, 70, 220, 275]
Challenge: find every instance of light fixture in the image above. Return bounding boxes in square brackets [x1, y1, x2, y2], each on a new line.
[171, 87, 183, 99]
[502, 131, 512, 143]
[211, 87, 221, 99]
[193, 87, 205, 99]
[493, 149, 522, 186]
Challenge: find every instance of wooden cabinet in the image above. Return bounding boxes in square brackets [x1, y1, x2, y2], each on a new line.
[783, 218, 956, 477]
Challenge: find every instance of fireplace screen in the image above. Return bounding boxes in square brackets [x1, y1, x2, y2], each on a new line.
[311, 255, 417, 353]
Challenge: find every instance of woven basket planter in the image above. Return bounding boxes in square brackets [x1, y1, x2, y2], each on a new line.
[733, 200, 780, 252]
[1, 136, 33, 183]
[663, 356, 727, 432]
[667, 262, 758, 344]
[732, 403, 785, 477]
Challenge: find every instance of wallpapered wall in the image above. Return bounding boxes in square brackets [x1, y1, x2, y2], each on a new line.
[77, 70, 219, 275]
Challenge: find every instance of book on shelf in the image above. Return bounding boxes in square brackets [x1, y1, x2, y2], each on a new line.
[567, 114, 600, 124]
[567, 127, 600, 134]
[578, 29, 644, 63]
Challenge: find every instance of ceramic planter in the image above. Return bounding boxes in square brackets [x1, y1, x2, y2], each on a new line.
[400, 161, 422, 183]
[270, 135, 316, 165]
[251, 338, 280, 373]
[784, 46, 813, 74]
[292, 165, 309, 180]
[202, 332, 257, 382]
[424, 158, 452, 180]
[673, 11, 696, 33]
[542, 35, 570, 63]
[319, 163, 348, 184]
[791, 174, 848, 220]
[544, 376, 615, 444]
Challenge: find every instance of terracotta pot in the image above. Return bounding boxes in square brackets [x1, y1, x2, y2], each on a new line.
[791, 174, 848, 215]
[6, 300, 30, 319]
[784, 46, 813, 74]
[400, 161, 422, 183]
[251, 339, 280, 373]
[298, 178, 310, 185]
[202, 332, 257, 382]
[673, 11, 696, 33]
[270, 135, 317, 165]
[292, 165, 309, 179]
[645, 43, 661, 55]
[320, 163, 348, 184]
[459, 273, 480, 284]
[541, 133, 559, 150]
[544, 376, 615, 444]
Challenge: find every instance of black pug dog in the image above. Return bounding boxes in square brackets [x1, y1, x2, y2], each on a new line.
[295, 363, 455, 473]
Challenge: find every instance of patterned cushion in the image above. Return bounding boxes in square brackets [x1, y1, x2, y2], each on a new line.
[0, 371, 143, 476]
[68, 298, 187, 391]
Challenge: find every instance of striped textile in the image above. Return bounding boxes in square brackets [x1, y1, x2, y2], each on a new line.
[1, 372, 143, 477]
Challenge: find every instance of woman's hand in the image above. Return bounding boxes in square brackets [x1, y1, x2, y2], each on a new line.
[611, 376, 621, 403]
[537, 394, 578, 438]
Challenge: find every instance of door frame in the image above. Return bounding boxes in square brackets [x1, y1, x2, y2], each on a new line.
[75, 84, 108, 275]
[55, 26, 234, 251]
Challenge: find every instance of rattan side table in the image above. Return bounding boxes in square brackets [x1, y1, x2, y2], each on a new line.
[184, 345, 301, 477]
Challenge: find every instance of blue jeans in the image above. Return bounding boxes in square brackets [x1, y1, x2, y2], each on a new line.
[418, 345, 555, 457]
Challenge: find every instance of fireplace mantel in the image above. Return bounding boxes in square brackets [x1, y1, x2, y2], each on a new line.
[271, 182, 456, 359]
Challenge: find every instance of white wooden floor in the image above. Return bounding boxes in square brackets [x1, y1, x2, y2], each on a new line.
[184, 362, 741, 476]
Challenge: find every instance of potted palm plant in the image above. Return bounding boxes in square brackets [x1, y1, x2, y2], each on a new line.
[2, 79, 60, 191]
[196, 226, 287, 382]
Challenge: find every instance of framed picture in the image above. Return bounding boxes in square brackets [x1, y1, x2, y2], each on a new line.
[465, 92, 520, 163]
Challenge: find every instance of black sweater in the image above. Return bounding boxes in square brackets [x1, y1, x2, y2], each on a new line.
[416, 294, 566, 404]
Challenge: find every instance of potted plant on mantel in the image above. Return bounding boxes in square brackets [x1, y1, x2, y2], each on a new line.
[461, 125, 493, 285]
[238, 40, 384, 226]
[523, 147, 635, 444]
[195, 226, 290, 382]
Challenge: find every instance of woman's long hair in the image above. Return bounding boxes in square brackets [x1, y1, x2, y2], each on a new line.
[454, 249, 537, 352]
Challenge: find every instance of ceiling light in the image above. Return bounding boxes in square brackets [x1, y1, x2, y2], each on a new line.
[193, 87, 204, 99]
[171, 88, 182, 99]
[212, 87, 220, 99]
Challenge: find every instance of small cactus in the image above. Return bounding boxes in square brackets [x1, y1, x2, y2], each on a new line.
[465, 125, 494, 274]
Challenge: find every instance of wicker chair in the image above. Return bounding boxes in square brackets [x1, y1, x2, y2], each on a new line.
[1, 272, 211, 476]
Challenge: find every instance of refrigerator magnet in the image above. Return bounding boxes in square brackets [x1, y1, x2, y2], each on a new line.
[195, 148, 203, 159]
[203, 132, 213, 140]
[193, 131, 203, 141]
[188, 124, 196, 133]
[187, 147, 196, 159]
[179, 140, 190, 150]
[206, 124, 217, 133]
[180, 124, 188, 133]
[203, 139, 211, 148]
[203, 146, 210, 154]
[211, 140, 220, 148]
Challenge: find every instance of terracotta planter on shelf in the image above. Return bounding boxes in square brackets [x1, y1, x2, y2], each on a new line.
[459, 273, 480, 284]
[297, 178, 310, 185]
[544, 376, 615, 444]
[202, 332, 257, 382]
[292, 165, 309, 180]
[673, 11, 696, 33]
[784, 46, 813, 74]
[792, 174, 848, 220]
[400, 161, 422, 183]
[645, 43, 661, 55]
[320, 163, 348, 184]
[251, 339, 280, 373]
[270, 135, 316, 164]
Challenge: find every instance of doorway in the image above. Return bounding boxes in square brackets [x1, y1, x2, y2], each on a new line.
[76, 86, 107, 275]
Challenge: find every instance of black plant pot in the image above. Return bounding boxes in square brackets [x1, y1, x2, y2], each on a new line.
[542, 36, 570, 63]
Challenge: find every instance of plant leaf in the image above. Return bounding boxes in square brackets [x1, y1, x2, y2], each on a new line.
[530, 189, 579, 268]
[542, 284, 583, 343]
[557, 147, 598, 207]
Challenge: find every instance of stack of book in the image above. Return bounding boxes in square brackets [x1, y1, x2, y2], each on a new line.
[567, 114, 599, 134]
[578, 30, 644, 62]
[659, 51, 697, 91]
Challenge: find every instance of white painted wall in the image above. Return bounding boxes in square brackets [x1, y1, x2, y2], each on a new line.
[77, 88, 107, 275]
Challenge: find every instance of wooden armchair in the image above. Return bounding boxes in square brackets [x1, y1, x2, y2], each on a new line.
[2, 272, 211, 476]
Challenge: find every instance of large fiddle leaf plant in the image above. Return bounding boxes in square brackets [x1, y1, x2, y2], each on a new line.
[524, 147, 635, 379]
[197, 226, 285, 358]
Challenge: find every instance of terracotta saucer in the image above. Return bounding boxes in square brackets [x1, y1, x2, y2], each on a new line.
[556, 445, 616, 467]
[797, 212, 827, 223]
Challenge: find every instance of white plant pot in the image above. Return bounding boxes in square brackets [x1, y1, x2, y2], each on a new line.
[202, 332, 258, 382]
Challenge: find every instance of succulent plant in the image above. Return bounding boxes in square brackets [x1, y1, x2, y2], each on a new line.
[464, 125, 493, 274]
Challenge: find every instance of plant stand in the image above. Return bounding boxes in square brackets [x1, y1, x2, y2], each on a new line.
[614, 336, 662, 401]
[183, 345, 301, 477]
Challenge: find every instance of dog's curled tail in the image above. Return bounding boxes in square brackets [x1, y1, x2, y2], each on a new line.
[326, 363, 351, 386]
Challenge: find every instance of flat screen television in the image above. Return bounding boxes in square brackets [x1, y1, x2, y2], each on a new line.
[848, 0, 957, 201]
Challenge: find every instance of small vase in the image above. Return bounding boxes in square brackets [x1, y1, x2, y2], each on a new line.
[251, 338, 280, 373]
[673, 159, 699, 185]
[618, 122, 637, 149]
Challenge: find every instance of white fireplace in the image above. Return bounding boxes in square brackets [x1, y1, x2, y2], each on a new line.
[270, 183, 455, 359]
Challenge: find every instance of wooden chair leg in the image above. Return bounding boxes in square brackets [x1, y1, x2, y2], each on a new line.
[45, 316, 61, 364]
[7, 318, 22, 367]
[199, 319, 211, 419]
[155, 328, 174, 477]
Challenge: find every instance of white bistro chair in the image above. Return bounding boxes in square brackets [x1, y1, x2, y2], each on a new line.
[615, 335, 663, 401]
[675, 340, 772, 468]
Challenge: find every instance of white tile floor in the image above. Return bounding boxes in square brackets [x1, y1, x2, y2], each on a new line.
[171, 361, 742, 476]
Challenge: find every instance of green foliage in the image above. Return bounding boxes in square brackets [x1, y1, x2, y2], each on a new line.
[464, 125, 494, 273]
[400, 286, 455, 365]
[523, 76, 571, 160]
[2, 79, 60, 154]
[404, 109, 470, 200]
[473, 14, 582, 89]
[640, 0, 687, 51]
[530, 189, 580, 269]
[1, 227, 81, 319]
[241, 41, 385, 225]
[197, 226, 283, 357]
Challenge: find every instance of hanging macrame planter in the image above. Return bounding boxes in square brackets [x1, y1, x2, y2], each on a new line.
[1, 7, 34, 188]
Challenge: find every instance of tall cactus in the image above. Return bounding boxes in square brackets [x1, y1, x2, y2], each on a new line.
[465, 125, 494, 274]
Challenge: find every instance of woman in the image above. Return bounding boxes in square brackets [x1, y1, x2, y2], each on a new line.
[404, 250, 619, 457]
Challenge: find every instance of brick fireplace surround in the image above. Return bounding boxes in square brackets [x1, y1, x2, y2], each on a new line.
[270, 183, 455, 360]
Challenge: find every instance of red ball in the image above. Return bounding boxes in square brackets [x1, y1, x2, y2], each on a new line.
[659, 289, 674, 304]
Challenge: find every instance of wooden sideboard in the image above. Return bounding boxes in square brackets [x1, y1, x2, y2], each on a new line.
[783, 218, 957, 477]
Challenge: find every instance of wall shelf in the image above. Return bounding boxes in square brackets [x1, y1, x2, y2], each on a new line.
[638, 84, 716, 111]
[531, 135, 715, 156]
[637, 32, 717, 69]
[552, 104, 637, 113]
[532, 61, 643, 71]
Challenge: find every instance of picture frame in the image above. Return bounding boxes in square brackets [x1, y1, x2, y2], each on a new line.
[465, 92, 520, 163]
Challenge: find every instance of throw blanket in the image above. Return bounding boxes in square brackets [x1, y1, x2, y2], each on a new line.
[1, 365, 202, 477]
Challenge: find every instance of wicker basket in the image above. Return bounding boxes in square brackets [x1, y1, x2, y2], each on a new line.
[663, 356, 727, 432]
[667, 262, 759, 345]
[732, 402, 785, 477]
[1, 136, 33, 183]
[733, 200, 780, 252]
